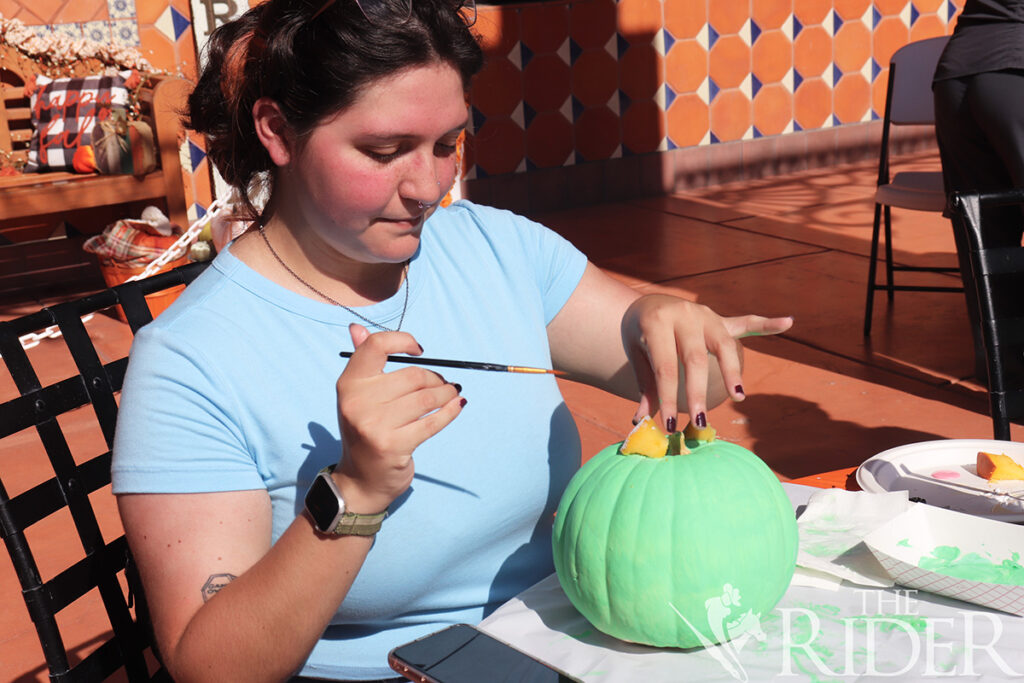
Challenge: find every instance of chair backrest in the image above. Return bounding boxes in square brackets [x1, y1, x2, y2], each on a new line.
[949, 190, 1024, 441]
[887, 35, 949, 126]
[0, 261, 208, 682]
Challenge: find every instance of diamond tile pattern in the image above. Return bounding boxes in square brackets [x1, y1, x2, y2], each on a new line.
[6, 0, 965, 187]
[470, 0, 961, 178]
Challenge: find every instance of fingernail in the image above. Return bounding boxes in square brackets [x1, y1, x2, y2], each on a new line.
[695, 412, 707, 429]
[459, 398, 467, 408]
[666, 416, 677, 433]
[453, 383, 462, 393]
[417, 343, 424, 352]
[735, 384, 745, 396]
[632, 416, 639, 426]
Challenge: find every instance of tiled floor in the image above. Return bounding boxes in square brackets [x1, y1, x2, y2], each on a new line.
[2, 149, 1020, 681]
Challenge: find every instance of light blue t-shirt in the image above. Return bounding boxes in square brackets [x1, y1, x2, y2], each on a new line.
[112, 201, 587, 680]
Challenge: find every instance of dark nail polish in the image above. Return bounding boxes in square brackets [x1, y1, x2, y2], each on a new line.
[632, 416, 639, 426]
[453, 383, 462, 393]
[735, 384, 745, 396]
[695, 412, 707, 429]
[418, 343, 424, 352]
[666, 416, 677, 433]
[459, 397, 467, 408]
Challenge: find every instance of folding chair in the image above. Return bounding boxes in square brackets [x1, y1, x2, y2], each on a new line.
[864, 35, 961, 336]
[948, 190, 1024, 440]
[0, 262, 208, 682]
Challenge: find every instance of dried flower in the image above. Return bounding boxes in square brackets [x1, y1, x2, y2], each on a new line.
[0, 13, 155, 74]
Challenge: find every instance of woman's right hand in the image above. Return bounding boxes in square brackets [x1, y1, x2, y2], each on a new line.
[334, 323, 464, 513]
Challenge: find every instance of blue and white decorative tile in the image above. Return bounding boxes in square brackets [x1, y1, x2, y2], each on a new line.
[111, 19, 140, 47]
[53, 23, 84, 41]
[156, 5, 193, 43]
[740, 18, 753, 46]
[108, 0, 137, 20]
[179, 139, 193, 174]
[155, 7, 177, 43]
[83, 21, 113, 44]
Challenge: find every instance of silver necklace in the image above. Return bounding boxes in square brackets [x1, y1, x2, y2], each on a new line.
[258, 224, 409, 332]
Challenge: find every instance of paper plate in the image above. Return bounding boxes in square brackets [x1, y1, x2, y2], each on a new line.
[856, 439, 1024, 522]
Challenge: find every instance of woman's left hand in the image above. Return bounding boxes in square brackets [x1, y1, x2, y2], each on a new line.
[621, 293, 793, 433]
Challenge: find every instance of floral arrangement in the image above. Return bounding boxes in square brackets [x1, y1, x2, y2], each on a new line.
[0, 13, 153, 75]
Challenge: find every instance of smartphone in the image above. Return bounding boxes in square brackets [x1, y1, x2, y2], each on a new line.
[388, 623, 579, 682]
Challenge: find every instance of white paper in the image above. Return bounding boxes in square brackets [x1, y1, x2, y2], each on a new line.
[480, 573, 1024, 682]
[796, 488, 913, 587]
[477, 484, 1024, 681]
[789, 566, 843, 591]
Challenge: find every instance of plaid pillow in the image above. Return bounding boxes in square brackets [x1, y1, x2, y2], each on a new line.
[26, 72, 130, 173]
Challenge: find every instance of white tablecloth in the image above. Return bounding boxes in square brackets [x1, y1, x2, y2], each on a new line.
[478, 485, 1024, 682]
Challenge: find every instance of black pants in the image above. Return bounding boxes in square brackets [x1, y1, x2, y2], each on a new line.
[934, 69, 1024, 379]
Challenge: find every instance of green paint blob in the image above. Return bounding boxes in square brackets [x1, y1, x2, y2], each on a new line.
[875, 615, 929, 633]
[552, 440, 798, 649]
[919, 545, 1024, 585]
[897, 538, 911, 548]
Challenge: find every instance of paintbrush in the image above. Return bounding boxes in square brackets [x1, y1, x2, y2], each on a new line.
[338, 351, 567, 376]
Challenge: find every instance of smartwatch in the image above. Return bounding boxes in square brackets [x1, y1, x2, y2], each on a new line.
[304, 465, 388, 536]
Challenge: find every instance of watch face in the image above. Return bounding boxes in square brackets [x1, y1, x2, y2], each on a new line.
[306, 474, 342, 532]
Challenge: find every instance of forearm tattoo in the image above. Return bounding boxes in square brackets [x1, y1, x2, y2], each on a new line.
[201, 573, 237, 602]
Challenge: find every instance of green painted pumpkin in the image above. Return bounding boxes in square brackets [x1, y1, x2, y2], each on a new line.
[552, 438, 798, 649]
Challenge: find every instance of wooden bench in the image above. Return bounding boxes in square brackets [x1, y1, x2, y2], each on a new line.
[0, 46, 191, 300]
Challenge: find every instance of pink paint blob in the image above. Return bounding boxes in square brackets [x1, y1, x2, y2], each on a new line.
[931, 470, 961, 480]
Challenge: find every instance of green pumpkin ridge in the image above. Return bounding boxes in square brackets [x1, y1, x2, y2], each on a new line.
[569, 447, 638, 623]
[605, 455, 663, 637]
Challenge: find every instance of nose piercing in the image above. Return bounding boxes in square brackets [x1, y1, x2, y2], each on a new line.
[417, 180, 444, 210]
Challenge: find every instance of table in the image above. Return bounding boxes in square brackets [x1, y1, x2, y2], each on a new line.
[788, 466, 860, 491]
[478, 481, 1024, 682]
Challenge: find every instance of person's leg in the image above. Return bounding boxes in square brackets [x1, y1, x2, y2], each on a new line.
[934, 70, 1024, 382]
[965, 69, 1024, 247]
[934, 76, 990, 379]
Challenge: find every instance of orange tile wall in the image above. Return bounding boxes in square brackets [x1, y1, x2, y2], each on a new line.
[3, 0, 965, 215]
[465, 0, 963, 210]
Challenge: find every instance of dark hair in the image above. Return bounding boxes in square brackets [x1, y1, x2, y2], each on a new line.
[187, 0, 483, 218]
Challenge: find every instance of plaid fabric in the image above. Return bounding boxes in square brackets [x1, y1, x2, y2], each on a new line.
[26, 72, 130, 173]
[83, 219, 179, 267]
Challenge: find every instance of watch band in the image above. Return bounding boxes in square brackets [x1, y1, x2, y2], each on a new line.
[329, 510, 388, 536]
[318, 465, 388, 536]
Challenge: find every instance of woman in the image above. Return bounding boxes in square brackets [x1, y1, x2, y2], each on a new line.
[112, 1, 792, 681]
[933, 0, 1024, 380]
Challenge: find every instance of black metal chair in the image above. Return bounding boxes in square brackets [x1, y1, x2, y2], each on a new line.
[949, 190, 1024, 440]
[864, 35, 962, 336]
[0, 261, 208, 682]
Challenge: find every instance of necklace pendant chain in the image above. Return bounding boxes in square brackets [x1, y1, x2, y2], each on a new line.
[258, 224, 409, 333]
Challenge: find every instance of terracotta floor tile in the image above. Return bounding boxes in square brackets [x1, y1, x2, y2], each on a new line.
[634, 250, 976, 384]
[690, 162, 878, 214]
[727, 208, 963, 271]
[534, 203, 821, 283]
[559, 337, 1016, 479]
[627, 194, 754, 223]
